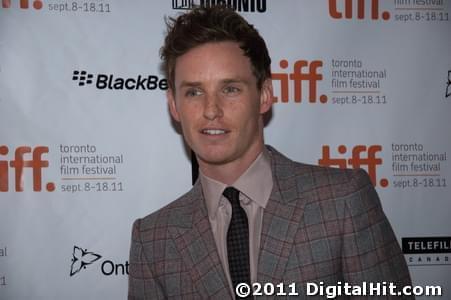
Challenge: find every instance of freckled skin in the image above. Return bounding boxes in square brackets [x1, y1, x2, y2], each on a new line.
[167, 42, 273, 184]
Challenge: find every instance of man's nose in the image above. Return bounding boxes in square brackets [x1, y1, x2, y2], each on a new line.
[203, 95, 224, 120]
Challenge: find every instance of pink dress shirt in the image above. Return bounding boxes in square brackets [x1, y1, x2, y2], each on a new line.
[199, 150, 273, 296]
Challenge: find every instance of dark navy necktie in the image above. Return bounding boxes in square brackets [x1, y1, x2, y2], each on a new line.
[223, 187, 251, 297]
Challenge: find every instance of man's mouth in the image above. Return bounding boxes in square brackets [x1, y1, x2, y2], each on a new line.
[201, 128, 230, 135]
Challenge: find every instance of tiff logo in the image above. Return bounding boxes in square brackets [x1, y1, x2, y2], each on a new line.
[1, 0, 43, 9]
[329, 0, 390, 20]
[72, 70, 94, 86]
[0, 145, 55, 192]
[272, 60, 328, 104]
[318, 145, 388, 187]
[173, 0, 267, 12]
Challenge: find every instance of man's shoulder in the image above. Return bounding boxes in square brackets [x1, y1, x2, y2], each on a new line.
[267, 145, 373, 197]
[269, 146, 380, 221]
[133, 186, 198, 233]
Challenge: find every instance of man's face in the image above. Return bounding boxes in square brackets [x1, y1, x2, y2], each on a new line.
[167, 41, 272, 171]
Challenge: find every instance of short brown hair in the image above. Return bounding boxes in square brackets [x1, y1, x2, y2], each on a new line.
[160, 5, 271, 90]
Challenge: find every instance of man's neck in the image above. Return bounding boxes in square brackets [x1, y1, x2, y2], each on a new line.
[198, 143, 264, 185]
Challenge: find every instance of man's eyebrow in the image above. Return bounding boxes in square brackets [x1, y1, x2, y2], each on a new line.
[221, 78, 251, 85]
[178, 78, 251, 89]
[179, 81, 202, 88]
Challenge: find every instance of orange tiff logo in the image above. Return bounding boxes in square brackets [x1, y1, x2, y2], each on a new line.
[1, 0, 43, 9]
[329, 0, 390, 20]
[272, 60, 328, 104]
[0, 146, 55, 192]
[318, 145, 389, 187]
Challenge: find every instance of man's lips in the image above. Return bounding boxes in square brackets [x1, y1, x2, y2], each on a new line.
[200, 128, 231, 135]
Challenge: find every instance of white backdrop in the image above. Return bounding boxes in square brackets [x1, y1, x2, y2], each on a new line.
[1, 0, 450, 299]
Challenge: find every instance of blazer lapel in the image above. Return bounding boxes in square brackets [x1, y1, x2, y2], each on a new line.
[257, 146, 308, 283]
[170, 181, 232, 298]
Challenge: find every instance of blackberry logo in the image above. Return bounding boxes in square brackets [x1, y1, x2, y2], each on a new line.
[70, 246, 102, 276]
[72, 70, 94, 86]
[71, 70, 168, 91]
[172, 0, 267, 13]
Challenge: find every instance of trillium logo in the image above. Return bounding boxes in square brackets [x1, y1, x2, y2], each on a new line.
[70, 246, 102, 276]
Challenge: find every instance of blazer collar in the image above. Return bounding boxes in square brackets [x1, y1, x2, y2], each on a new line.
[171, 145, 308, 293]
[174, 144, 299, 230]
[169, 179, 232, 298]
[257, 145, 308, 282]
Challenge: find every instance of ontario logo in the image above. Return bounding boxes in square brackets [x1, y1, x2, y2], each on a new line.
[0, 145, 55, 192]
[272, 59, 328, 104]
[70, 246, 102, 276]
[172, 0, 267, 12]
[1, 0, 43, 9]
[72, 70, 168, 91]
[69, 245, 129, 277]
[318, 144, 388, 187]
[328, 0, 391, 21]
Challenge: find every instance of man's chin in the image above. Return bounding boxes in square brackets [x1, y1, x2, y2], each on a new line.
[195, 151, 234, 167]
[197, 156, 231, 166]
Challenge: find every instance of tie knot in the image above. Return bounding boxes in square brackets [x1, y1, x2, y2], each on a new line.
[223, 187, 240, 204]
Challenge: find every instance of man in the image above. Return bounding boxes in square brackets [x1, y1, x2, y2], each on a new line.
[129, 6, 412, 299]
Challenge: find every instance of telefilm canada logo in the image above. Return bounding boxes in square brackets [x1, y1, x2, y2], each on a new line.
[69, 245, 129, 277]
[172, 0, 267, 13]
[72, 70, 168, 91]
[402, 237, 451, 266]
[1, 0, 43, 9]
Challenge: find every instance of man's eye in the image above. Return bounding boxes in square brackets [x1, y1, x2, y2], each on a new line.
[185, 89, 202, 97]
[223, 86, 241, 95]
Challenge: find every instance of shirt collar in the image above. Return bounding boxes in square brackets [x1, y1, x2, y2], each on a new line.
[200, 149, 273, 219]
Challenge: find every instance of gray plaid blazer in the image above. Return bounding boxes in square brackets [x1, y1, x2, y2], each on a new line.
[128, 146, 412, 299]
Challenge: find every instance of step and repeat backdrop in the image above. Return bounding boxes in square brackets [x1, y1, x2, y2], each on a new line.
[1, 0, 450, 299]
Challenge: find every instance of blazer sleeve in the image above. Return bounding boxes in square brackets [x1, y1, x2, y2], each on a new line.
[128, 218, 166, 300]
[341, 169, 414, 299]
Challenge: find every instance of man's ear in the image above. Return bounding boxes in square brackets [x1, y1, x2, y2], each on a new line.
[259, 79, 274, 114]
[167, 89, 180, 122]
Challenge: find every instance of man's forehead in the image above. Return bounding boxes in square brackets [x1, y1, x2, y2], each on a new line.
[173, 41, 256, 87]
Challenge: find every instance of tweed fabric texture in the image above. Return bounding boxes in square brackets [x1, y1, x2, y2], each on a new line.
[128, 145, 413, 299]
